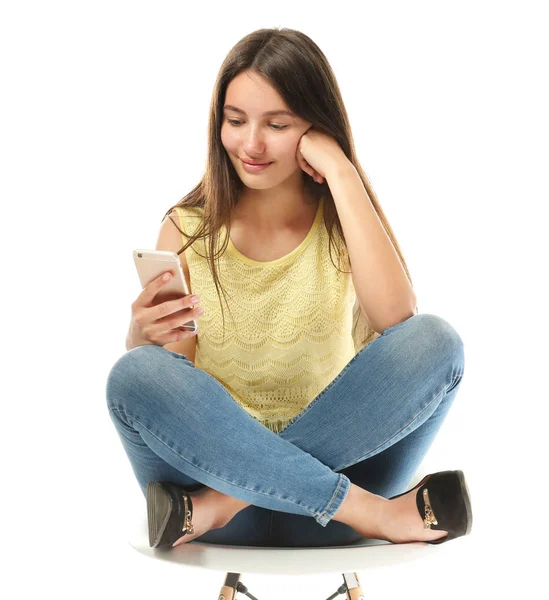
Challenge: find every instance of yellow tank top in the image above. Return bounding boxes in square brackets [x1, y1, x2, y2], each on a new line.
[172, 197, 370, 434]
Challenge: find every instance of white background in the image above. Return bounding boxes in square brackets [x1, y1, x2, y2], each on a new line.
[2, 1, 547, 598]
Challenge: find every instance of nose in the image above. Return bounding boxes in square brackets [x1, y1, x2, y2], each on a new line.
[242, 124, 266, 155]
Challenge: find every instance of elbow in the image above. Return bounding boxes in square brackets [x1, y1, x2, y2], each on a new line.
[378, 299, 417, 333]
[379, 312, 415, 334]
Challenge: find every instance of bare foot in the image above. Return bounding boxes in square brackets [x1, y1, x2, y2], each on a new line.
[171, 488, 228, 547]
[379, 486, 449, 544]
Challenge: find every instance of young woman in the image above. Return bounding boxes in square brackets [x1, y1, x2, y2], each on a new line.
[106, 28, 471, 550]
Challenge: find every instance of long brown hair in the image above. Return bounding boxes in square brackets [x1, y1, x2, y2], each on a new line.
[163, 27, 417, 350]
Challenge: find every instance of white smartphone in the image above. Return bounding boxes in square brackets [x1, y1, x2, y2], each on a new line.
[133, 249, 198, 333]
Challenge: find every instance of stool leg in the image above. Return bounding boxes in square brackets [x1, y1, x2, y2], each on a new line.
[217, 573, 240, 600]
[342, 573, 364, 600]
[218, 572, 261, 600]
[323, 572, 365, 599]
[217, 571, 365, 600]
[218, 572, 240, 600]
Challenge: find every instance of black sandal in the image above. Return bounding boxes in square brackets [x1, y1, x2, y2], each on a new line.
[389, 469, 473, 544]
[147, 481, 195, 549]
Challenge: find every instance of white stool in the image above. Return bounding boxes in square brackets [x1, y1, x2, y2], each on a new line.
[128, 514, 435, 599]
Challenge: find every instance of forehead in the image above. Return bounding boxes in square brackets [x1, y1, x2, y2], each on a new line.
[223, 104, 295, 118]
[224, 71, 296, 119]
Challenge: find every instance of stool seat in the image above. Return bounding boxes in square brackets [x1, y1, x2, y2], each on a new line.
[128, 514, 436, 575]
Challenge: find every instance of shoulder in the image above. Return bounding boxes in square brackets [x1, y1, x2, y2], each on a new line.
[168, 204, 204, 227]
[157, 206, 201, 274]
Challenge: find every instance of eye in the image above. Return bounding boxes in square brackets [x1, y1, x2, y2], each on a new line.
[226, 119, 287, 131]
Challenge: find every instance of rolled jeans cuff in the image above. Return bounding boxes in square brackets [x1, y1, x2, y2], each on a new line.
[316, 473, 351, 527]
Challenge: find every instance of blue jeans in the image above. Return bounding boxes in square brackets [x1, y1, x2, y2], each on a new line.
[106, 313, 464, 547]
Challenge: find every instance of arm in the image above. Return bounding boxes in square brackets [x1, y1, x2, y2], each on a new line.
[327, 163, 417, 333]
[157, 210, 198, 363]
[126, 210, 197, 360]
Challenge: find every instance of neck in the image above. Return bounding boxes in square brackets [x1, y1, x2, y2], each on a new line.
[234, 176, 319, 231]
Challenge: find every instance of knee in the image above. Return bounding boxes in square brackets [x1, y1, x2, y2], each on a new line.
[415, 313, 464, 370]
[105, 345, 162, 413]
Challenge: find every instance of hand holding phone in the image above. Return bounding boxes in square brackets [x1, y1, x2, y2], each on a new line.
[129, 249, 203, 349]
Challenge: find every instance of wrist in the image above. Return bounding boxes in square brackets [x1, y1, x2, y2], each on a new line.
[125, 334, 134, 352]
[326, 159, 356, 183]
[126, 329, 138, 352]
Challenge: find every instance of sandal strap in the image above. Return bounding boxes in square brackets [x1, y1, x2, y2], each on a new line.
[181, 491, 194, 535]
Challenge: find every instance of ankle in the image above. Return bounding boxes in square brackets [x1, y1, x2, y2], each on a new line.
[203, 489, 251, 529]
[381, 488, 448, 544]
[332, 483, 389, 539]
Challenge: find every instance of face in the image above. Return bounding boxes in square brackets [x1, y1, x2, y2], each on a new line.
[221, 70, 311, 189]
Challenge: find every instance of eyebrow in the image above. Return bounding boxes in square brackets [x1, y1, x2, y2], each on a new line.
[223, 105, 295, 117]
